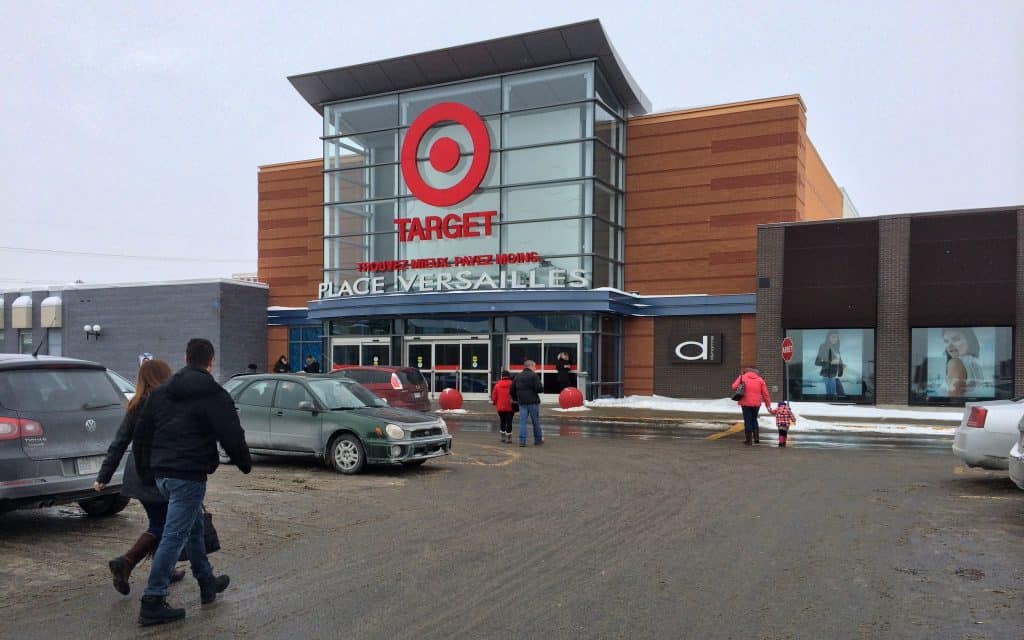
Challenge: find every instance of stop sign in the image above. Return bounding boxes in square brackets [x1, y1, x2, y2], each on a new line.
[781, 337, 794, 363]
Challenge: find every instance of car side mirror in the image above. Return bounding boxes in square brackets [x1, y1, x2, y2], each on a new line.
[376, 398, 389, 407]
[298, 400, 317, 412]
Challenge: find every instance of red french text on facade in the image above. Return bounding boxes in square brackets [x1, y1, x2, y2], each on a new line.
[356, 251, 541, 273]
[394, 210, 497, 243]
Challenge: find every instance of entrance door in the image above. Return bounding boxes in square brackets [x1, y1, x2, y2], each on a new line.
[405, 336, 490, 399]
[506, 335, 580, 396]
[330, 338, 391, 370]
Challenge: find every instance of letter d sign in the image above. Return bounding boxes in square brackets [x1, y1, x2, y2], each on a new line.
[675, 336, 709, 361]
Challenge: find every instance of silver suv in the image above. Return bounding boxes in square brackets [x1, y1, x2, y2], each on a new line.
[0, 354, 130, 516]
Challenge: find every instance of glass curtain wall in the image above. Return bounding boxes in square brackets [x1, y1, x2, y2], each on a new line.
[322, 62, 626, 292]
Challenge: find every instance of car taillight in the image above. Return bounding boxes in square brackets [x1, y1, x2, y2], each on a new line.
[0, 417, 45, 440]
[966, 407, 988, 428]
[390, 373, 403, 390]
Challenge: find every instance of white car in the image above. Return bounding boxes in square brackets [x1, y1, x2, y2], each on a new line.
[952, 398, 1024, 470]
[1009, 414, 1024, 490]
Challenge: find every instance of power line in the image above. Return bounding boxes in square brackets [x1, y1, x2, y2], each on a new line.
[0, 245, 252, 263]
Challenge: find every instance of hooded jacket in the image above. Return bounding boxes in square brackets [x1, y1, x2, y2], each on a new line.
[133, 365, 252, 483]
[731, 370, 772, 408]
[491, 378, 514, 412]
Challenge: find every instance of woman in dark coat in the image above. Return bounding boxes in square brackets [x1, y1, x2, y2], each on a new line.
[94, 359, 185, 595]
[555, 351, 573, 391]
[273, 355, 289, 373]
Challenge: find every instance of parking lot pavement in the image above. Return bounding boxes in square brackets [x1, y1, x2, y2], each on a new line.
[1, 429, 1022, 640]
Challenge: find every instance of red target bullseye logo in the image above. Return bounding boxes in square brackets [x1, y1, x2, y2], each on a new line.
[400, 102, 491, 207]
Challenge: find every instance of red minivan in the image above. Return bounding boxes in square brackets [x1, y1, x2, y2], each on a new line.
[332, 366, 431, 413]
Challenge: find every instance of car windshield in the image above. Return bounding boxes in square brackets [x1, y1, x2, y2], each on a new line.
[307, 379, 386, 409]
[0, 368, 124, 411]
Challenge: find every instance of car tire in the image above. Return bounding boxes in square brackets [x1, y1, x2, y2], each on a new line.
[78, 495, 131, 517]
[402, 459, 426, 467]
[328, 433, 365, 475]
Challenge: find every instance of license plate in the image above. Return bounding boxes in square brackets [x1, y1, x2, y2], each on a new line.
[413, 393, 422, 398]
[76, 455, 104, 476]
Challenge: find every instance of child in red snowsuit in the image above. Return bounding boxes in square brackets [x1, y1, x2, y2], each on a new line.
[773, 401, 796, 447]
[491, 370, 515, 443]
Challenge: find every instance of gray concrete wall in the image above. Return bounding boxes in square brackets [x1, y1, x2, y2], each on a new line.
[217, 282, 269, 378]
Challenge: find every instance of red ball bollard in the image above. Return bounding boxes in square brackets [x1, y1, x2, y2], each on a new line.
[558, 387, 584, 409]
[438, 387, 464, 410]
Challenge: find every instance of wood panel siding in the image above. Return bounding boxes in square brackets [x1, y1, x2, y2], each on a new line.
[625, 95, 840, 298]
[801, 139, 843, 221]
[258, 159, 323, 309]
[740, 315, 757, 369]
[624, 318, 654, 396]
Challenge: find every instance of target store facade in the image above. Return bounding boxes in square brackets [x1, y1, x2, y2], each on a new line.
[259, 20, 847, 400]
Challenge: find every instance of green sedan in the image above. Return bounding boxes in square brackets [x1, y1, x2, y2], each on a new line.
[223, 374, 452, 474]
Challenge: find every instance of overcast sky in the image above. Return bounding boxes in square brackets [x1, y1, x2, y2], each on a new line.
[2, 0, 1022, 289]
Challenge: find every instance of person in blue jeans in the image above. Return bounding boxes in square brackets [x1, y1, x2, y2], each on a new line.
[133, 338, 252, 627]
[513, 359, 545, 447]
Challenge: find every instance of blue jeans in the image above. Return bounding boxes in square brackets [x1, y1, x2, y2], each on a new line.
[823, 377, 837, 397]
[741, 405, 760, 436]
[519, 403, 542, 444]
[143, 478, 213, 597]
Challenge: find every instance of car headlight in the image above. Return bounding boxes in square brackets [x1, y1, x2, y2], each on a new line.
[385, 423, 405, 439]
[438, 418, 448, 434]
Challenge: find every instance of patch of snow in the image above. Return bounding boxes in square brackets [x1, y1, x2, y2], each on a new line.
[586, 395, 960, 423]
[435, 409, 468, 414]
[552, 406, 591, 413]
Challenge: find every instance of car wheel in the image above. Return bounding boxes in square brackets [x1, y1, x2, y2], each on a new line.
[78, 495, 131, 517]
[402, 459, 426, 467]
[329, 433, 365, 475]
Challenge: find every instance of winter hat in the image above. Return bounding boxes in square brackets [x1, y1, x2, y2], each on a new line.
[777, 400, 787, 406]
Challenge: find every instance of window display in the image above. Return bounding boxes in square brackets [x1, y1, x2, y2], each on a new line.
[785, 329, 875, 402]
[910, 327, 1013, 404]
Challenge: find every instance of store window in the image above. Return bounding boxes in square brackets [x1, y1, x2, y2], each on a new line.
[910, 327, 1013, 405]
[784, 329, 876, 403]
[322, 61, 626, 294]
[288, 327, 323, 372]
[18, 330, 32, 355]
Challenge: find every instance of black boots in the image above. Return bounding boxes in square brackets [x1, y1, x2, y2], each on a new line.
[199, 574, 230, 604]
[138, 596, 185, 627]
[744, 433, 752, 445]
[753, 425, 760, 444]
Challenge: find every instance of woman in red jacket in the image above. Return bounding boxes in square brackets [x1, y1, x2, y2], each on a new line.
[731, 366, 773, 445]
[491, 370, 516, 443]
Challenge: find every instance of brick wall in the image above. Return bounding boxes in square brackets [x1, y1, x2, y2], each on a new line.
[755, 226, 785, 396]
[874, 217, 910, 404]
[1017, 209, 1024, 395]
[653, 316, 742, 398]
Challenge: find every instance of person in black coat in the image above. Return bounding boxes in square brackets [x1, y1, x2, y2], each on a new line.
[514, 360, 545, 447]
[94, 359, 185, 595]
[555, 351, 573, 391]
[302, 355, 321, 373]
[273, 355, 289, 373]
[132, 338, 252, 626]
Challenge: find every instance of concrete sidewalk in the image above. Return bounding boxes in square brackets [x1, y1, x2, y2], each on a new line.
[438, 399, 963, 429]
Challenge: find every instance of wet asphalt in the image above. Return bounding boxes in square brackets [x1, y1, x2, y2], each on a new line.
[0, 416, 1021, 640]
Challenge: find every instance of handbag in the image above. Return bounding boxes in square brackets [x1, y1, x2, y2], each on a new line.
[178, 508, 221, 561]
[731, 380, 746, 401]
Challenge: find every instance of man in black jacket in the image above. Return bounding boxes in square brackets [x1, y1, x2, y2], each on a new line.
[514, 359, 545, 447]
[133, 338, 252, 627]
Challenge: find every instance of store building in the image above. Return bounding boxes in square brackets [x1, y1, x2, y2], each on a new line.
[756, 205, 1024, 406]
[1, 279, 268, 381]
[259, 20, 848, 400]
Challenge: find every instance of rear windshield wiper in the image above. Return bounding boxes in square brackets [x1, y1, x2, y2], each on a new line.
[331, 406, 362, 411]
[83, 402, 121, 409]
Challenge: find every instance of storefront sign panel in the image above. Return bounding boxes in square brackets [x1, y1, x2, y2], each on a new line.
[671, 334, 722, 363]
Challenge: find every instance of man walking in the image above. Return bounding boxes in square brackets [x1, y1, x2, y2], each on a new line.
[133, 338, 252, 626]
[514, 359, 544, 447]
